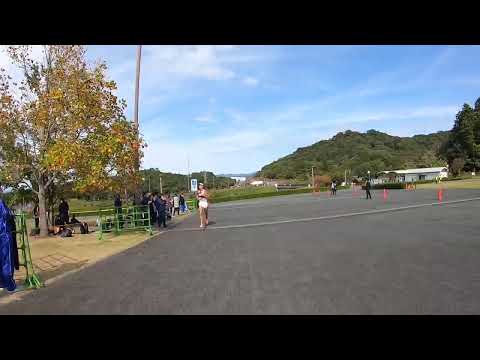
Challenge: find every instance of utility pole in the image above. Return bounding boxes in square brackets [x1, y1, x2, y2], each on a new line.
[311, 166, 315, 188]
[204, 171, 207, 186]
[133, 45, 142, 203]
[344, 169, 347, 186]
[187, 156, 190, 192]
[159, 176, 163, 194]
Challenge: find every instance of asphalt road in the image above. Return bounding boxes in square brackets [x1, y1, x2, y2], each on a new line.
[1, 189, 480, 314]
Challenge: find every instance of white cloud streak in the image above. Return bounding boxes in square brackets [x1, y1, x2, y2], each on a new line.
[243, 76, 259, 86]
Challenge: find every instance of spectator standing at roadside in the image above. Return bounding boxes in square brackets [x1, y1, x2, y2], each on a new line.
[58, 198, 70, 225]
[165, 194, 172, 220]
[114, 193, 123, 228]
[149, 193, 156, 225]
[365, 180, 372, 200]
[154, 193, 167, 228]
[173, 193, 180, 216]
[179, 193, 186, 213]
[169, 195, 174, 217]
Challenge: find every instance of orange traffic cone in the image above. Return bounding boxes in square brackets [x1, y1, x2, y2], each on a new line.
[438, 188, 443, 202]
[383, 188, 388, 201]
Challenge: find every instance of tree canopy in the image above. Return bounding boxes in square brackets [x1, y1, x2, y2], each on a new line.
[0, 45, 143, 236]
[139, 169, 235, 195]
[439, 98, 480, 173]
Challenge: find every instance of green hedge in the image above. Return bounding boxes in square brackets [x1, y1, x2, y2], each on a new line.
[211, 187, 317, 203]
[413, 180, 435, 185]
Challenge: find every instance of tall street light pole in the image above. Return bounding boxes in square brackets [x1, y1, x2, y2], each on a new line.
[134, 45, 142, 203]
[187, 155, 190, 192]
[311, 166, 315, 189]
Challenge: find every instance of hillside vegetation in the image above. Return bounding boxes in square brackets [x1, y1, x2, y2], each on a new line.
[258, 129, 450, 180]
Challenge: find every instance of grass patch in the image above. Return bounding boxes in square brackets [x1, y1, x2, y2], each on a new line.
[69, 198, 114, 212]
[209, 186, 332, 203]
[416, 177, 480, 189]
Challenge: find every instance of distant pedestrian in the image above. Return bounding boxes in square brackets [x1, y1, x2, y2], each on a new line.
[33, 202, 40, 229]
[331, 181, 337, 196]
[365, 180, 372, 200]
[196, 183, 209, 229]
[114, 193, 123, 228]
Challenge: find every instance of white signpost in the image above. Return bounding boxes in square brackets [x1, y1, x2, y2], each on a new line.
[190, 178, 198, 192]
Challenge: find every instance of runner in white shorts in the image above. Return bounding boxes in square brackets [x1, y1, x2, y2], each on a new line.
[196, 183, 209, 229]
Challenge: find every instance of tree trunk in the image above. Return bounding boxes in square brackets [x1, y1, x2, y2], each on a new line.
[38, 180, 49, 237]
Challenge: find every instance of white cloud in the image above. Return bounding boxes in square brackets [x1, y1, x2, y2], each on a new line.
[243, 76, 259, 86]
[143, 45, 236, 81]
[142, 129, 277, 173]
[194, 114, 215, 123]
[303, 105, 459, 130]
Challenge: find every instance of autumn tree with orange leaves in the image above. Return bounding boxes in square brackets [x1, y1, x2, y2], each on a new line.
[0, 46, 143, 237]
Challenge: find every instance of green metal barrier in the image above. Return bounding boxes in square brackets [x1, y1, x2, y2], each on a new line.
[186, 198, 197, 212]
[97, 205, 152, 240]
[14, 212, 43, 289]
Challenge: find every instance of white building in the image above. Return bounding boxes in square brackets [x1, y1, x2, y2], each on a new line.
[231, 176, 246, 183]
[250, 180, 264, 186]
[380, 167, 448, 183]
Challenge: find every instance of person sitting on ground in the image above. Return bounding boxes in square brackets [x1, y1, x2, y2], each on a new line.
[69, 215, 89, 234]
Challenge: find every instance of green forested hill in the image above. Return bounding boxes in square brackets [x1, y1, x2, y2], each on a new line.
[257, 130, 450, 180]
[139, 169, 235, 194]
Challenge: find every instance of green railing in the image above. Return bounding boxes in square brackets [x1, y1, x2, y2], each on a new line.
[97, 205, 152, 240]
[186, 198, 197, 211]
[14, 212, 43, 289]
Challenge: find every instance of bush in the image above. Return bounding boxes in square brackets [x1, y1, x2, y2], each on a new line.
[414, 180, 436, 185]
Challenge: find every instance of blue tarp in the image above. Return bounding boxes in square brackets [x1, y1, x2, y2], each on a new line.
[0, 200, 16, 291]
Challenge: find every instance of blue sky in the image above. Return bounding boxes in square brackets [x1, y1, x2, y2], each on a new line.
[3, 45, 480, 174]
